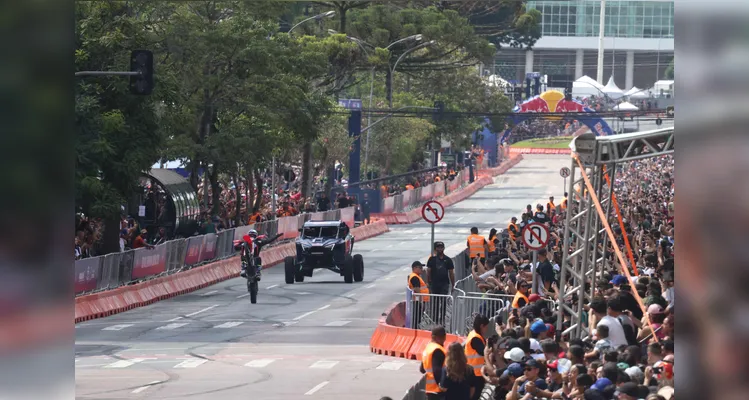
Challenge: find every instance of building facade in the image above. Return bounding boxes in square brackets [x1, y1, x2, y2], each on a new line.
[494, 0, 674, 91]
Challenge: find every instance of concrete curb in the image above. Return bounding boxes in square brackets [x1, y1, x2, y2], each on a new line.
[75, 219, 390, 323]
[369, 301, 463, 361]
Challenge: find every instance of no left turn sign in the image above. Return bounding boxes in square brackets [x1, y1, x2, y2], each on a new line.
[422, 200, 445, 224]
[559, 167, 571, 178]
[522, 222, 549, 250]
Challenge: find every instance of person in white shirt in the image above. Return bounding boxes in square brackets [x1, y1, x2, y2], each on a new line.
[589, 297, 628, 349]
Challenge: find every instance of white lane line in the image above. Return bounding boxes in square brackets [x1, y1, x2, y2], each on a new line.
[402, 267, 410, 272]
[104, 358, 145, 369]
[386, 244, 394, 248]
[296, 292, 311, 295]
[309, 360, 338, 369]
[305, 381, 329, 395]
[325, 320, 351, 327]
[155, 323, 189, 330]
[369, 249, 378, 252]
[245, 358, 278, 368]
[214, 322, 244, 329]
[102, 324, 133, 331]
[266, 284, 278, 289]
[131, 381, 161, 394]
[185, 305, 219, 317]
[174, 359, 207, 368]
[365, 284, 376, 289]
[293, 304, 331, 321]
[456, 217, 464, 221]
[199, 290, 218, 296]
[377, 361, 405, 370]
[166, 316, 183, 322]
[236, 293, 250, 299]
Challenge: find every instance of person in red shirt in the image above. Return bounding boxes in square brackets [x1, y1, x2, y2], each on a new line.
[132, 229, 154, 249]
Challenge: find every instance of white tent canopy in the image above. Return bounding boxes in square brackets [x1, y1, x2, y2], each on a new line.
[571, 75, 604, 98]
[625, 86, 649, 99]
[613, 101, 639, 111]
[602, 76, 624, 100]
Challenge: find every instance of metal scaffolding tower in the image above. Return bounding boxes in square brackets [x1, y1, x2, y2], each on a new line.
[557, 128, 675, 339]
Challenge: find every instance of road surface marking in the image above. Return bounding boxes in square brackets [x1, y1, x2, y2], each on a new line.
[104, 358, 145, 369]
[293, 304, 330, 321]
[266, 284, 278, 289]
[305, 381, 329, 395]
[199, 290, 218, 296]
[166, 317, 183, 322]
[185, 305, 219, 317]
[456, 217, 464, 221]
[174, 359, 207, 368]
[309, 360, 338, 369]
[155, 323, 189, 330]
[102, 324, 133, 331]
[236, 293, 250, 299]
[325, 320, 351, 327]
[245, 359, 278, 368]
[131, 381, 161, 394]
[377, 361, 405, 370]
[214, 322, 244, 329]
[296, 292, 311, 295]
[365, 284, 376, 289]
[402, 267, 410, 272]
[386, 244, 393, 248]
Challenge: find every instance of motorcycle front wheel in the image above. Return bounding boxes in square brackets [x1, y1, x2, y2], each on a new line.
[248, 279, 259, 304]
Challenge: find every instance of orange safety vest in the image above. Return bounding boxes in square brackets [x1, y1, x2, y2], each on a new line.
[423, 342, 446, 394]
[435, 176, 441, 182]
[406, 184, 415, 190]
[408, 272, 430, 302]
[547, 201, 556, 213]
[464, 330, 486, 376]
[508, 223, 519, 240]
[512, 291, 530, 309]
[561, 197, 568, 210]
[487, 234, 497, 253]
[467, 234, 486, 259]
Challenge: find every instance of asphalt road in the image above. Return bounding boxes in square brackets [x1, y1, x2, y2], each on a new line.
[75, 154, 570, 400]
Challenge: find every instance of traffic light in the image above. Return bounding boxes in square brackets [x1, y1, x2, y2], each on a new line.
[433, 101, 445, 121]
[129, 50, 154, 95]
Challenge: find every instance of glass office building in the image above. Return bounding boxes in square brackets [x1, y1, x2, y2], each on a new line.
[494, 0, 674, 91]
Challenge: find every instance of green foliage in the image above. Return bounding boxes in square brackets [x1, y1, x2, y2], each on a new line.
[664, 58, 674, 80]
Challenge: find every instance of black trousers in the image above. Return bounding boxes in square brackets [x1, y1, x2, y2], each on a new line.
[426, 393, 444, 400]
[412, 301, 423, 329]
[430, 286, 450, 326]
[471, 375, 486, 400]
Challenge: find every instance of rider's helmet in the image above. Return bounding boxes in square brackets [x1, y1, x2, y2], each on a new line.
[247, 229, 258, 237]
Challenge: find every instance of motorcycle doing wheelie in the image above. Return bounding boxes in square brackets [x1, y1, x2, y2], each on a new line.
[235, 231, 282, 304]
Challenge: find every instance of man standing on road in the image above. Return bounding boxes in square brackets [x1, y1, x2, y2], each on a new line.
[408, 261, 430, 328]
[360, 193, 371, 225]
[420, 326, 447, 400]
[427, 241, 455, 326]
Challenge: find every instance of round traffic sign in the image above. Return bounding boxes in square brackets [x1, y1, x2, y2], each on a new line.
[522, 222, 549, 250]
[559, 167, 571, 178]
[421, 200, 445, 224]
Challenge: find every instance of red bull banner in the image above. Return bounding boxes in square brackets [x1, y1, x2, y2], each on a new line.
[74, 257, 100, 293]
[501, 90, 613, 143]
[184, 236, 205, 266]
[132, 245, 168, 279]
[200, 233, 217, 262]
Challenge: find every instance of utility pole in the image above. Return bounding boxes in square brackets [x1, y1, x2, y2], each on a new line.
[596, 0, 606, 84]
[271, 156, 277, 217]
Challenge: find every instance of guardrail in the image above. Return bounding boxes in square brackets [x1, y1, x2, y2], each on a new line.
[382, 167, 471, 214]
[74, 206, 355, 296]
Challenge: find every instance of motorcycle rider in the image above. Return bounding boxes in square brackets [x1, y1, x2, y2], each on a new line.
[240, 229, 283, 279]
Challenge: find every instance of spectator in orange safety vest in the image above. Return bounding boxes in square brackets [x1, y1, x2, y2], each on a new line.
[507, 217, 519, 242]
[408, 261, 429, 328]
[420, 326, 447, 399]
[466, 227, 489, 264]
[546, 196, 556, 216]
[465, 314, 490, 400]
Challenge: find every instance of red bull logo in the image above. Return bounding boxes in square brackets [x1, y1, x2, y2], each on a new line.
[514, 90, 587, 120]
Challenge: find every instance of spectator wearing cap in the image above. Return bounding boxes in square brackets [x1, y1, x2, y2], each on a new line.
[546, 359, 564, 392]
[615, 381, 641, 400]
[507, 358, 548, 400]
[492, 363, 522, 400]
[504, 347, 525, 364]
[131, 229, 154, 249]
[408, 261, 429, 328]
[637, 304, 667, 343]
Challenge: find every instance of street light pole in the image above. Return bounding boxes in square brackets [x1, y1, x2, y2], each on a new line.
[289, 11, 336, 34]
[389, 40, 436, 108]
[596, 0, 606, 84]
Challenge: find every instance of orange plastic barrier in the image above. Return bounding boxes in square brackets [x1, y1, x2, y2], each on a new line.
[75, 220, 390, 323]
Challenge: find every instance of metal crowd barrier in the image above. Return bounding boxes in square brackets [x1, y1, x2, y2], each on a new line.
[406, 291, 453, 332]
[74, 206, 360, 296]
[399, 375, 495, 400]
[380, 169, 470, 214]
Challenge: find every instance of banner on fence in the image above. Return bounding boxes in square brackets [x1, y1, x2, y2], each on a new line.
[402, 190, 413, 209]
[131, 245, 168, 279]
[383, 197, 395, 214]
[74, 257, 100, 293]
[340, 206, 355, 228]
[201, 233, 217, 262]
[420, 184, 434, 201]
[184, 236, 205, 266]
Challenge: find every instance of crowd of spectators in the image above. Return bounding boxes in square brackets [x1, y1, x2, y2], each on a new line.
[420, 154, 674, 400]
